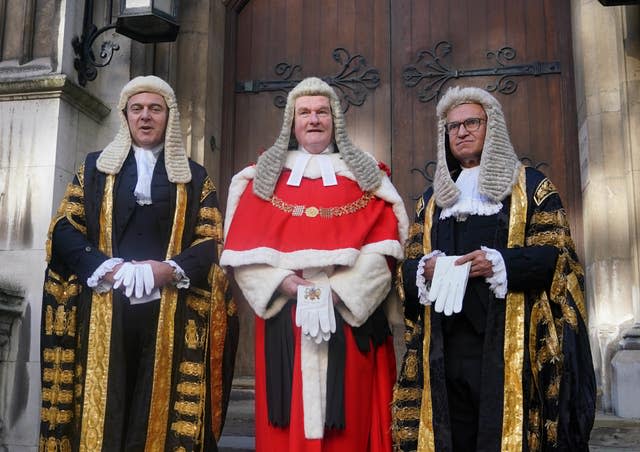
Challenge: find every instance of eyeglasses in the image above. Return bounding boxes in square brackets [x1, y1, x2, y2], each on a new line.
[445, 117, 486, 135]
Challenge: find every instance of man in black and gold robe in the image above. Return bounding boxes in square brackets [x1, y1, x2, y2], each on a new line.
[39, 76, 237, 451]
[392, 86, 595, 451]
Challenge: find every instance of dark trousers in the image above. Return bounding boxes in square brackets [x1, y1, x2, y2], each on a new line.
[443, 314, 484, 452]
[121, 298, 160, 451]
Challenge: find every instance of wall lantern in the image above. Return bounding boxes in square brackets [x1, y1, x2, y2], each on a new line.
[72, 0, 180, 87]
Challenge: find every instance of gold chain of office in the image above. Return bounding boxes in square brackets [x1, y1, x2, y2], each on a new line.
[270, 192, 374, 218]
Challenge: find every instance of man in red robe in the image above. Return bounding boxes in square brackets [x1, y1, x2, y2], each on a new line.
[221, 77, 409, 451]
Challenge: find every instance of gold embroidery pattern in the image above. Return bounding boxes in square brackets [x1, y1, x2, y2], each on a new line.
[194, 224, 220, 241]
[185, 320, 206, 349]
[198, 206, 222, 224]
[533, 178, 558, 206]
[44, 275, 80, 306]
[76, 164, 85, 188]
[270, 192, 374, 218]
[404, 350, 418, 381]
[170, 421, 199, 438]
[177, 382, 202, 397]
[186, 296, 210, 318]
[43, 348, 75, 364]
[201, 176, 217, 203]
[415, 195, 425, 218]
[408, 222, 424, 239]
[80, 174, 115, 452]
[392, 387, 422, 402]
[43, 368, 74, 385]
[41, 407, 73, 429]
[395, 427, 419, 442]
[179, 361, 204, 377]
[405, 242, 423, 260]
[40, 435, 72, 452]
[502, 166, 527, 452]
[174, 400, 201, 417]
[394, 406, 421, 421]
[42, 388, 74, 405]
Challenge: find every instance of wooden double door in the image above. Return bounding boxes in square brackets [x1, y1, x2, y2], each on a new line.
[221, 0, 581, 376]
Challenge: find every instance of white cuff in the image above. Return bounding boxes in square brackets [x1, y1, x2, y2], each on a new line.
[416, 250, 445, 305]
[165, 260, 190, 289]
[482, 246, 507, 299]
[87, 258, 124, 293]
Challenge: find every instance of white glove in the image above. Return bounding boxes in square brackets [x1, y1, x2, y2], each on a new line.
[113, 262, 156, 301]
[428, 256, 471, 316]
[113, 262, 136, 297]
[295, 283, 334, 343]
[133, 263, 155, 298]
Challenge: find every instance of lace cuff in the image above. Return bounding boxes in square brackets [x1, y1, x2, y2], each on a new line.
[416, 250, 445, 305]
[165, 260, 190, 289]
[87, 258, 124, 293]
[482, 246, 507, 299]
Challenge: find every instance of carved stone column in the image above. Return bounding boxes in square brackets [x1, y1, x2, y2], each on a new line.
[571, 1, 640, 414]
[0, 286, 24, 444]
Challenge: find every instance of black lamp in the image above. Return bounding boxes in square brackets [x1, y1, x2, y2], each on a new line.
[72, 0, 180, 86]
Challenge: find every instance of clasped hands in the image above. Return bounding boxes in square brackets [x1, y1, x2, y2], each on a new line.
[107, 260, 174, 299]
[424, 250, 493, 316]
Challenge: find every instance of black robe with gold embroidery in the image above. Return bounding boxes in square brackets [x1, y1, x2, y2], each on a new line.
[392, 166, 595, 452]
[40, 151, 238, 451]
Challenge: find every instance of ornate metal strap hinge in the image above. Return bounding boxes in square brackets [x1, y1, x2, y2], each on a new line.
[403, 41, 561, 103]
[236, 47, 380, 111]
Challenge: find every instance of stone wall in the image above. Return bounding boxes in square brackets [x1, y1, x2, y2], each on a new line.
[571, 0, 640, 414]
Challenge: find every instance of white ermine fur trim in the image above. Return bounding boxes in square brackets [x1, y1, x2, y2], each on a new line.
[330, 253, 392, 327]
[222, 165, 256, 240]
[233, 264, 293, 318]
[300, 333, 329, 439]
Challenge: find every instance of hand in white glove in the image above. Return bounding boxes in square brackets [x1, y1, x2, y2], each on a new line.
[113, 262, 136, 297]
[429, 256, 470, 316]
[296, 284, 333, 343]
[133, 263, 155, 298]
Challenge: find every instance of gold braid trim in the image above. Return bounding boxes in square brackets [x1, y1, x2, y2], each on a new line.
[502, 165, 527, 452]
[79, 174, 114, 452]
[145, 184, 186, 452]
[533, 178, 558, 206]
[209, 264, 230, 439]
[417, 196, 436, 452]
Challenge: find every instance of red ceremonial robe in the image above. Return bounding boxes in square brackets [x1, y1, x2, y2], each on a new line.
[221, 153, 408, 452]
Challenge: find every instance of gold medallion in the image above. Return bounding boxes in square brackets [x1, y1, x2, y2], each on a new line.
[305, 206, 319, 218]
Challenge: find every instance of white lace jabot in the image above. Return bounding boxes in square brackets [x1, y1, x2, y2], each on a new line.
[133, 143, 163, 205]
[439, 166, 503, 221]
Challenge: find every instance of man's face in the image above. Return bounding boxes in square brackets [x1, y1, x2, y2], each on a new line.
[293, 95, 333, 154]
[126, 92, 169, 148]
[446, 103, 487, 168]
